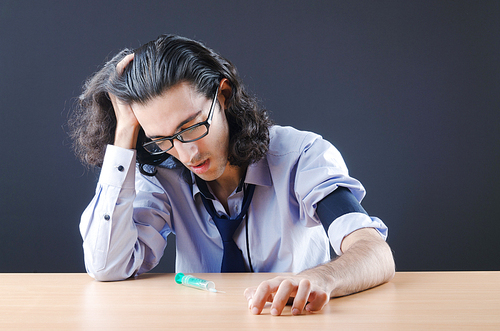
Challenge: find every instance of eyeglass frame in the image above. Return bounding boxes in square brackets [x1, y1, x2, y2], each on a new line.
[142, 86, 220, 155]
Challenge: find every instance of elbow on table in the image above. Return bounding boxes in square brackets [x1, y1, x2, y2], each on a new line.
[89, 270, 129, 282]
[85, 262, 136, 282]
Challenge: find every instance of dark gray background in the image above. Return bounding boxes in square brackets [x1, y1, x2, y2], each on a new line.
[1, 1, 498, 273]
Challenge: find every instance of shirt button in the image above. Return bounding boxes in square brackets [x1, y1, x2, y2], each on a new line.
[117, 165, 125, 172]
[104, 214, 111, 221]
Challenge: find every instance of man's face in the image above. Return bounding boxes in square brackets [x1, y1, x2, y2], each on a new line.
[132, 82, 231, 182]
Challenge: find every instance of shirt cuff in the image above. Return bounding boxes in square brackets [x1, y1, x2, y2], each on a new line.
[99, 145, 137, 189]
[328, 212, 388, 256]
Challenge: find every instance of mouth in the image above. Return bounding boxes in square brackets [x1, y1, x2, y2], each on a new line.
[190, 159, 210, 175]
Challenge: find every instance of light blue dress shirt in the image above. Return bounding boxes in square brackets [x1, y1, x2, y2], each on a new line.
[80, 125, 388, 281]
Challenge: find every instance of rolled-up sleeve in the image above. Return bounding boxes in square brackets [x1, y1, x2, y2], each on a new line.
[294, 133, 389, 256]
[328, 213, 388, 255]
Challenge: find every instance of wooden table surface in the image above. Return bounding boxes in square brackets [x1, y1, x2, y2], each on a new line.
[1, 272, 499, 330]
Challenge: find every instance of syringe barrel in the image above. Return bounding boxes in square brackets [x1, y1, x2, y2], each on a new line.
[175, 273, 215, 291]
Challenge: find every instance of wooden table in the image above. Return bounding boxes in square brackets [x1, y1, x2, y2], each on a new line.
[1, 272, 499, 330]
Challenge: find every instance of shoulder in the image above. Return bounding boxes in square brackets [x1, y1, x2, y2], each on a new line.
[267, 125, 348, 175]
[268, 125, 323, 156]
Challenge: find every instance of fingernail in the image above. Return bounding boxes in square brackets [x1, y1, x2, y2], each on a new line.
[251, 307, 259, 315]
[271, 308, 279, 316]
[248, 299, 253, 309]
[292, 308, 300, 315]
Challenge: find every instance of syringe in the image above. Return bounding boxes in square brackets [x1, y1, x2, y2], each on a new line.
[175, 273, 224, 293]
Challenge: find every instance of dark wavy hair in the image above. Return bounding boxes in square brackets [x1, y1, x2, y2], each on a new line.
[69, 34, 272, 175]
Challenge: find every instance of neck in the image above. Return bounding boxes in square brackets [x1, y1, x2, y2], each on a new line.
[207, 163, 245, 208]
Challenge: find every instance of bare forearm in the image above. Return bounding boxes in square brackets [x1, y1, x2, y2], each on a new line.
[245, 230, 394, 316]
[114, 124, 140, 149]
[299, 228, 395, 297]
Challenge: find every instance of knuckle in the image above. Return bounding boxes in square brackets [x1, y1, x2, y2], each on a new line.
[280, 278, 294, 288]
[259, 281, 272, 293]
[299, 278, 312, 289]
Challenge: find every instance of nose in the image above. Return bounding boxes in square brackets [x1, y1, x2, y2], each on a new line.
[171, 140, 198, 164]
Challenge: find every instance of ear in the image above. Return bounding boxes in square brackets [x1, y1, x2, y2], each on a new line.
[218, 78, 232, 108]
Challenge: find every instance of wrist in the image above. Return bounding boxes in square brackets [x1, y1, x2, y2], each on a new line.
[114, 124, 140, 149]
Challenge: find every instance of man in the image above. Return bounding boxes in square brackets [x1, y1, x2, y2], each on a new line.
[70, 34, 394, 316]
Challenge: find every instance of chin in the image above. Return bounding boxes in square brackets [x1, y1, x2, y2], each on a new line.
[200, 167, 226, 182]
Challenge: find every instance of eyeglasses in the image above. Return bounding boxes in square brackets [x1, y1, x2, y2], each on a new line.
[142, 87, 219, 155]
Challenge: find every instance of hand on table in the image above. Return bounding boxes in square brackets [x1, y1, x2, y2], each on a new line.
[244, 275, 330, 316]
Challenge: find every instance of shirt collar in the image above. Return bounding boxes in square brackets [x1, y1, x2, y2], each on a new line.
[245, 155, 273, 187]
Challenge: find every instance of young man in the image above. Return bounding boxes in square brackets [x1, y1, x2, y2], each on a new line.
[70, 34, 394, 316]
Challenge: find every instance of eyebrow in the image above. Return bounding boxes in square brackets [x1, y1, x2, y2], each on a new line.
[148, 110, 202, 140]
